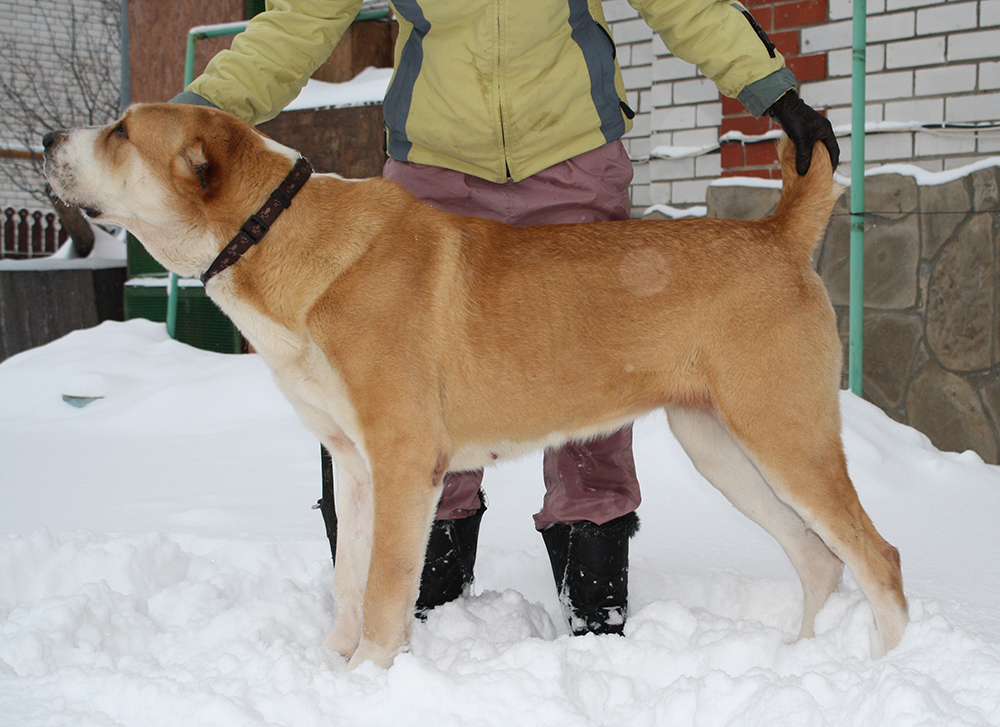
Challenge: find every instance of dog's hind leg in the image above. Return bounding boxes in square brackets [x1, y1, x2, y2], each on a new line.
[666, 405, 844, 641]
[709, 386, 908, 657]
[323, 434, 373, 660]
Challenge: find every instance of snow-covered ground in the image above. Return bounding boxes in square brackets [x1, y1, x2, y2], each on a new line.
[1, 319, 999, 726]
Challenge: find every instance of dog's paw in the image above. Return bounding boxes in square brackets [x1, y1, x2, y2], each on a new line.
[323, 621, 362, 660]
[347, 638, 399, 670]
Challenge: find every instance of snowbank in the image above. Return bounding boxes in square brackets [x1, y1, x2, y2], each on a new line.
[1, 320, 999, 726]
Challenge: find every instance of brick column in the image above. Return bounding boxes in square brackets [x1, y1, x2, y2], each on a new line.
[720, 0, 829, 179]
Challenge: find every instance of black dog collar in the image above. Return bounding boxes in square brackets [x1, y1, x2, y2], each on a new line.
[200, 156, 313, 286]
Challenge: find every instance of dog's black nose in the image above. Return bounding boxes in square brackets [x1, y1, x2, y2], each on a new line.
[42, 130, 63, 150]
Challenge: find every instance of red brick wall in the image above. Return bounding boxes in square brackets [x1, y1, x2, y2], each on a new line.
[720, 0, 830, 178]
[129, 0, 243, 104]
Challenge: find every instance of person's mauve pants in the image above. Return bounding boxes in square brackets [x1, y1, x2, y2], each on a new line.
[382, 141, 641, 529]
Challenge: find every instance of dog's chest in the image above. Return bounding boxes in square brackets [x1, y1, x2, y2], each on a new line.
[210, 284, 367, 453]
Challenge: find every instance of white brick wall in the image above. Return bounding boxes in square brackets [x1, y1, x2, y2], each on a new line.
[0, 0, 120, 210]
[607, 0, 725, 212]
[802, 20, 852, 53]
[916, 2, 978, 34]
[607, 0, 1000, 209]
[804, 0, 1000, 174]
[885, 37, 946, 69]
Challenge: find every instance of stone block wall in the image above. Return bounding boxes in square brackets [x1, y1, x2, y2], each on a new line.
[707, 164, 1000, 462]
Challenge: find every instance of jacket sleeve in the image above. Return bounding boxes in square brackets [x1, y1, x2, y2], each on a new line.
[186, 0, 364, 125]
[627, 0, 796, 116]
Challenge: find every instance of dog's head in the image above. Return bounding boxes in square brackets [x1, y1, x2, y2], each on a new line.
[43, 103, 299, 278]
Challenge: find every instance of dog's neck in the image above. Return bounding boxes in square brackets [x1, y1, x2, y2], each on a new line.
[200, 156, 313, 286]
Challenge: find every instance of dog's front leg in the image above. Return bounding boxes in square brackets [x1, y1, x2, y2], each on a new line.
[322, 435, 373, 660]
[347, 446, 446, 670]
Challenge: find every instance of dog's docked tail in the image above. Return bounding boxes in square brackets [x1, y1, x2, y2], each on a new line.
[769, 135, 844, 260]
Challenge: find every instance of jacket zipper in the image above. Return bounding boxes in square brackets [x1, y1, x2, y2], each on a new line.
[496, 0, 511, 179]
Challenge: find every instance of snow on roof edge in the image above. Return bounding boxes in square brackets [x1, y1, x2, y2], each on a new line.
[710, 156, 1000, 189]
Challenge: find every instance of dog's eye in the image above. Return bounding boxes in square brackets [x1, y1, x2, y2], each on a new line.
[112, 122, 128, 140]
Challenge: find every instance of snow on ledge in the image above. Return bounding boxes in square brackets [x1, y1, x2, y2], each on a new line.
[187, 20, 248, 36]
[709, 176, 783, 189]
[707, 156, 1000, 190]
[125, 276, 204, 288]
[845, 156, 1000, 186]
[284, 67, 392, 112]
[642, 204, 707, 219]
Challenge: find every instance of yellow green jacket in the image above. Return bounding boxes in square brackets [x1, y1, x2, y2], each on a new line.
[185, 0, 794, 183]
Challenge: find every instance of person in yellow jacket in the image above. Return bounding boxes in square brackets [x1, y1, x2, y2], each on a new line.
[174, 0, 839, 637]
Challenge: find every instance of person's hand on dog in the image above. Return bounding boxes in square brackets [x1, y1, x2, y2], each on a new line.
[766, 90, 839, 175]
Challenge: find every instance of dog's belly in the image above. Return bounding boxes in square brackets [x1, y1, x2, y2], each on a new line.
[218, 290, 649, 477]
[262, 336, 636, 476]
[448, 416, 638, 472]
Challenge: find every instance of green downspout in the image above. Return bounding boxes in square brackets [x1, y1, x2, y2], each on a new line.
[849, 0, 867, 395]
[166, 10, 390, 338]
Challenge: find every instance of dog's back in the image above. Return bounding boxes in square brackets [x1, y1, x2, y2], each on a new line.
[412, 139, 841, 457]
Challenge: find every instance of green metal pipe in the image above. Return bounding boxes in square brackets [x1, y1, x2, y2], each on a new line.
[167, 9, 391, 339]
[169, 29, 208, 338]
[183, 31, 198, 87]
[849, 0, 867, 396]
[165, 272, 179, 338]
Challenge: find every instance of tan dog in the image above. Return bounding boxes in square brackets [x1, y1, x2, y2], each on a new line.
[43, 103, 907, 669]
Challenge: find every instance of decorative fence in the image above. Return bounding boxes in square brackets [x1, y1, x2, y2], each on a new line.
[1, 207, 69, 259]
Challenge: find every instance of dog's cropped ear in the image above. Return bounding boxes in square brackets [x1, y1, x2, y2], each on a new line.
[178, 139, 212, 192]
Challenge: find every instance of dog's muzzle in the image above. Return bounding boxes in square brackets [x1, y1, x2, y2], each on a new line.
[41, 130, 102, 219]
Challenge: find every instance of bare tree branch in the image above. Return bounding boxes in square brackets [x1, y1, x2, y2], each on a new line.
[0, 1, 121, 205]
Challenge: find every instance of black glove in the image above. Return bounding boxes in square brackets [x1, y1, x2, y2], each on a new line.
[765, 90, 839, 175]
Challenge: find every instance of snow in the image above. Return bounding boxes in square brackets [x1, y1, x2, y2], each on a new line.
[2, 319, 1000, 726]
[853, 155, 1000, 186]
[284, 67, 392, 112]
[125, 277, 204, 288]
[650, 145, 718, 159]
[642, 204, 707, 219]
[707, 146, 1000, 191]
[709, 176, 784, 189]
[188, 20, 249, 37]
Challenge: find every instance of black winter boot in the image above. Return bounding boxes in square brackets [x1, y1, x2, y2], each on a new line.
[316, 445, 338, 563]
[415, 496, 487, 617]
[541, 511, 639, 636]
